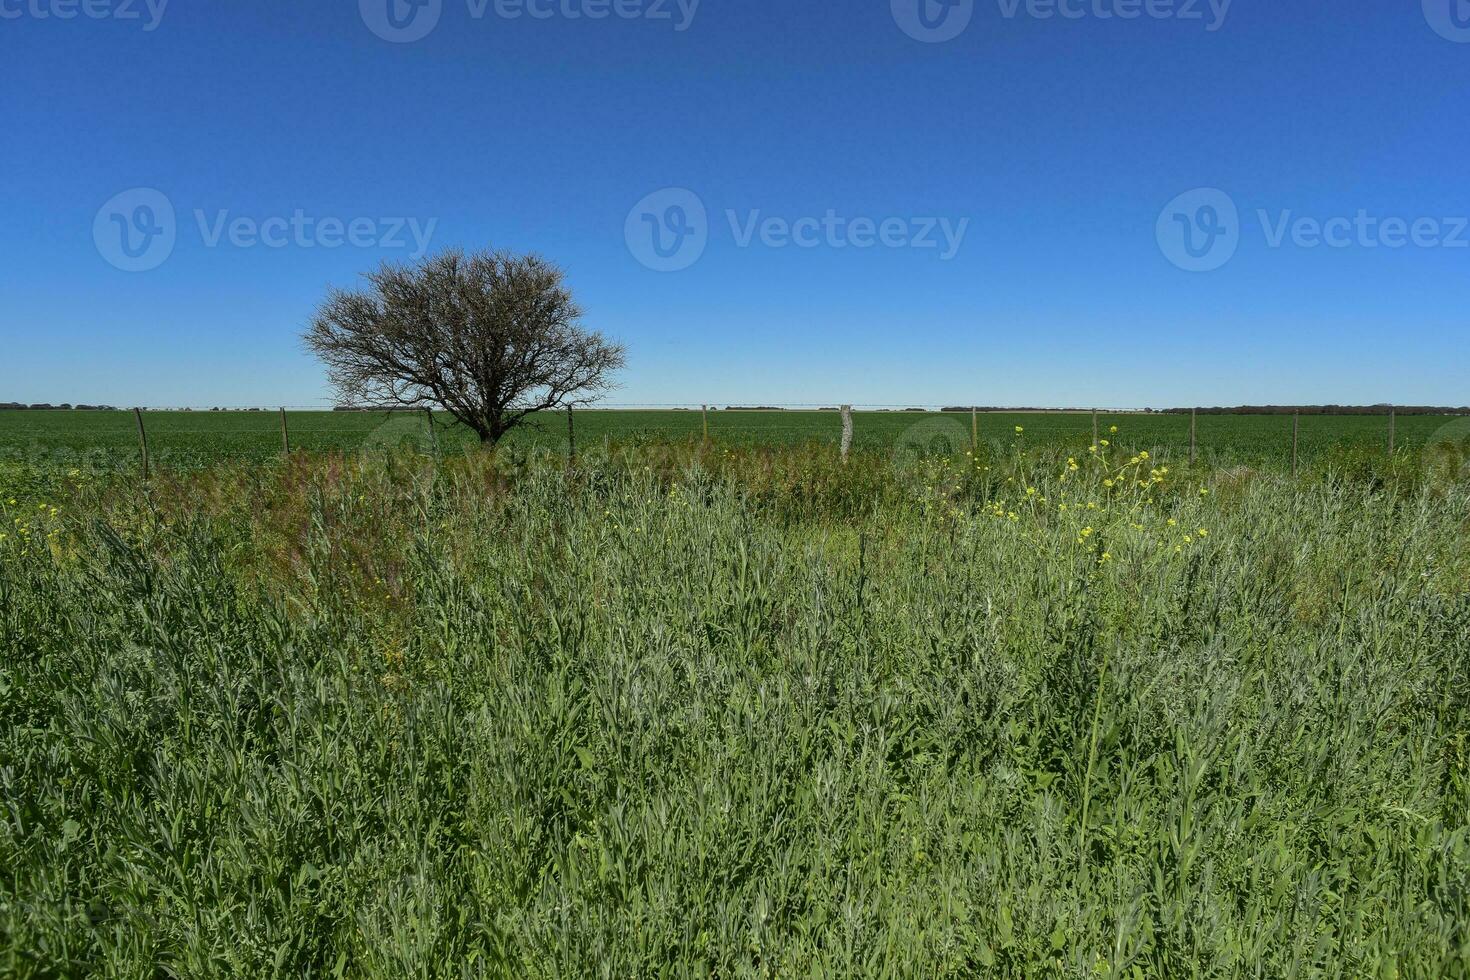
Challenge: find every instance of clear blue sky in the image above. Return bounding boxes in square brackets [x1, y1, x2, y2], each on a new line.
[3, 1, 1468, 408]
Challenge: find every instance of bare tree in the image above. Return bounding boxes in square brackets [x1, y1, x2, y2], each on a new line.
[306, 248, 625, 444]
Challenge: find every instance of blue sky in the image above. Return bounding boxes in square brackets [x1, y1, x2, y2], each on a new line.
[3, 0, 1468, 409]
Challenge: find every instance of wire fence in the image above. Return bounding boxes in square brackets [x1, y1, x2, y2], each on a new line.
[2, 404, 1468, 477]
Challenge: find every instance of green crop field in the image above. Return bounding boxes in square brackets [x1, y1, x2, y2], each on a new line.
[2, 408, 1465, 472]
[3, 424, 1470, 976]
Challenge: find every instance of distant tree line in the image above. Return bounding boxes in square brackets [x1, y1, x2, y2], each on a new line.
[1, 403, 119, 411]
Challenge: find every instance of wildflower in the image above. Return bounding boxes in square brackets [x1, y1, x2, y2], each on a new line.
[1139, 451, 1150, 460]
[1167, 518, 1177, 527]
[1025, 486, 1038, 496]
[1099, 552, 1112, 564]
[1089, 445, 1098, 454]
[1100, 440, 1110, 448]
[1103, 479, 1114, 488]
[1197, 528, 1208, 538]
[1109, 425, 1119, 434]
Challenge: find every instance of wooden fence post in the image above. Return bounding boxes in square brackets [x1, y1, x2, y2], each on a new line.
[133, 407, 150, 480]
[1189, 408, 1197, 466]
[1292, 412, 1299, 477]
[424, 407, 439, 457]
[702, 404, 709, 443]
[840, 405, 853, 463]
[279, 408, 290, 455]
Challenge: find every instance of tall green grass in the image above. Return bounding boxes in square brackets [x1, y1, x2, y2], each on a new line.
[2, 441, 1468, 976]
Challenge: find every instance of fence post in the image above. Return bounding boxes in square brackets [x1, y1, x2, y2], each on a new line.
[1189, 408, 1197, 466]
[1388, 407, 1395, 456]
[1092, 410, 1099, 447]
[840, 405, 853, 463]
[424, 407, 439, 457]
[702, 404, 709, 444]
[279, 408, 290, 455]
[567, 405, 575, 463]
[133, 407, 150, 480]
[971, 406, 978, 452]
[1292, 412, 1299, 477]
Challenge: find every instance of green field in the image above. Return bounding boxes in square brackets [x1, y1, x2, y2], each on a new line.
[4, 425, 1470, 975]
[2, 408, 1463, 471]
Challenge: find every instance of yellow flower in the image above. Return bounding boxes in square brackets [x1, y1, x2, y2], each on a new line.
[1014, 426, 1025, 434]
[1100, 440, 1110, 448]
[1197, 528, 1209, 538]
[1109, 425, 1119, 434]
[1103, 479, 1115, 488]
